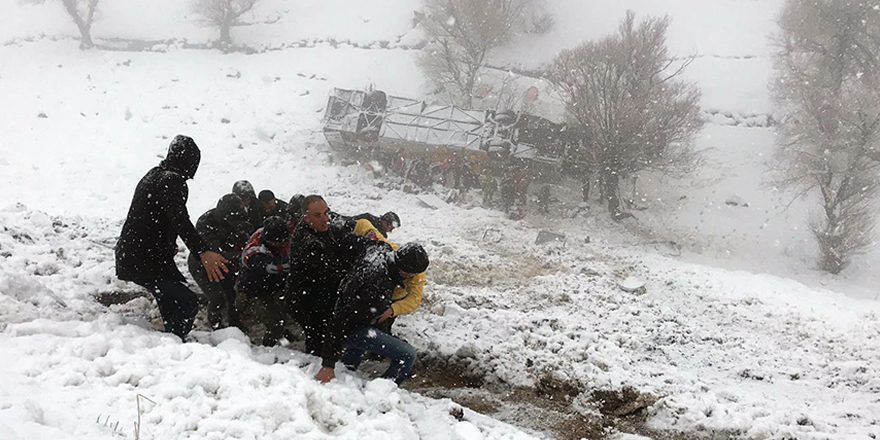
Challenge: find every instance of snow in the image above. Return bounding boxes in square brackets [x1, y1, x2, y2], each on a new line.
[2, 0, 880, 439]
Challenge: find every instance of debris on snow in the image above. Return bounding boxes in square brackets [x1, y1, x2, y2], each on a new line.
[417, 194, 447, 210]
[535, 230, 565, 246]
[646, 240, 681, 257]
[481, 228, 502, 243]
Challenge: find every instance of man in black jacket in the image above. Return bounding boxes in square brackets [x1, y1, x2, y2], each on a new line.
[315, 242, 430, 385]
[249, 189, 290, 229]
[116, 135, 228, 339]
[286, 195, 382, 355]
[232, 180, 259, 234]
[187, 193, 253, 330]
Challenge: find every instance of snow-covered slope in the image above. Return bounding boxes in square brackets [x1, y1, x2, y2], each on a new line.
[2, 0, 880, 439]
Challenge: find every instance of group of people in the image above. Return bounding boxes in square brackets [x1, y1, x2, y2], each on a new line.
[115, 135, 429, 385]
[479, 162, 531, 216]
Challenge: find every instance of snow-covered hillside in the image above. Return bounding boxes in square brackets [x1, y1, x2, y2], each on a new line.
[2, 0, 880, 439]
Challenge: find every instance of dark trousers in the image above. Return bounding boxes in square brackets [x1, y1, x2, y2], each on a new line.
[234, 288, 287, 347]
[292, 298, 334, 356]
[188, 256, 239, 329]
[138, 280, 199, 339]
[299, 312, 331, 356]
[340, 326, 416, 385]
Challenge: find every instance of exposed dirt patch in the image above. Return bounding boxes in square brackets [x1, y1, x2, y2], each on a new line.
[402, 357, 663, 439]
[615, 418, 743, 440]
[555, 412, 608, 440]
[429, 259, 498, 287]
[430, 254, 567, 288]
[536, 372, 584, 402]
[400, 357, 741, 440]
[413, 356, 487, 388]
[404, 361, 606, 439]
[591, 387, 658, 417]
[92, 289, 148, 307]
[506, 386, 607, 440]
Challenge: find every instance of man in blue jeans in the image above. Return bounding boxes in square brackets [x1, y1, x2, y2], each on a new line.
[315, 243, 430, 385]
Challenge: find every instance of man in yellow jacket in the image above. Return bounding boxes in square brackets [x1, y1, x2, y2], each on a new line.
[351, 213, 425, 333]
[351, 212, 398, 241]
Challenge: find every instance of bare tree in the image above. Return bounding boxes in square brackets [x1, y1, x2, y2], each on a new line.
[547, 12, 703, 219]
[772, 0, 880, 274]
[418, 0, 540, 107]
[21, 0, 99, 49]
[190, 0, 258, 47]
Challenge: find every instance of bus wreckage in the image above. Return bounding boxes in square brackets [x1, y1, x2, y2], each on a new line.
[321, 88, 574, 175]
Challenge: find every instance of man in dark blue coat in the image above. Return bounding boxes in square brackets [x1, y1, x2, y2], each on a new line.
[116, 135, 228, 339]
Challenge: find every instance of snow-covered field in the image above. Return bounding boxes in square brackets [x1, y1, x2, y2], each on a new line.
[2, 0, 880, 439]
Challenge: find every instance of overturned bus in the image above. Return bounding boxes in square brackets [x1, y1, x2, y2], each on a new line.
[321, 88, 571, 176]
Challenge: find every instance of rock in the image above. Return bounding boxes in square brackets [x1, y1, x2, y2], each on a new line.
[618, 277, 646, 294]
[725, 195, 749, 207]
[449, 403, 464, 420]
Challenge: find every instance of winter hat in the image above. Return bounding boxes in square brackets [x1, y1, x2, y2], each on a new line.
[381, 211, 401, 228]
[215, 193, 246, 222]
[287, 194, 305, 219]
[394, 243, 429, 273]
[164, 135, 201, 179]
[232, 180, 257, 202]
[261, 216, 289, 243]
[258, 189, 276, 203]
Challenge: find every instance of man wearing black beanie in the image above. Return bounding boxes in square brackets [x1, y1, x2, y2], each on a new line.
[315, 242, 429, 385]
